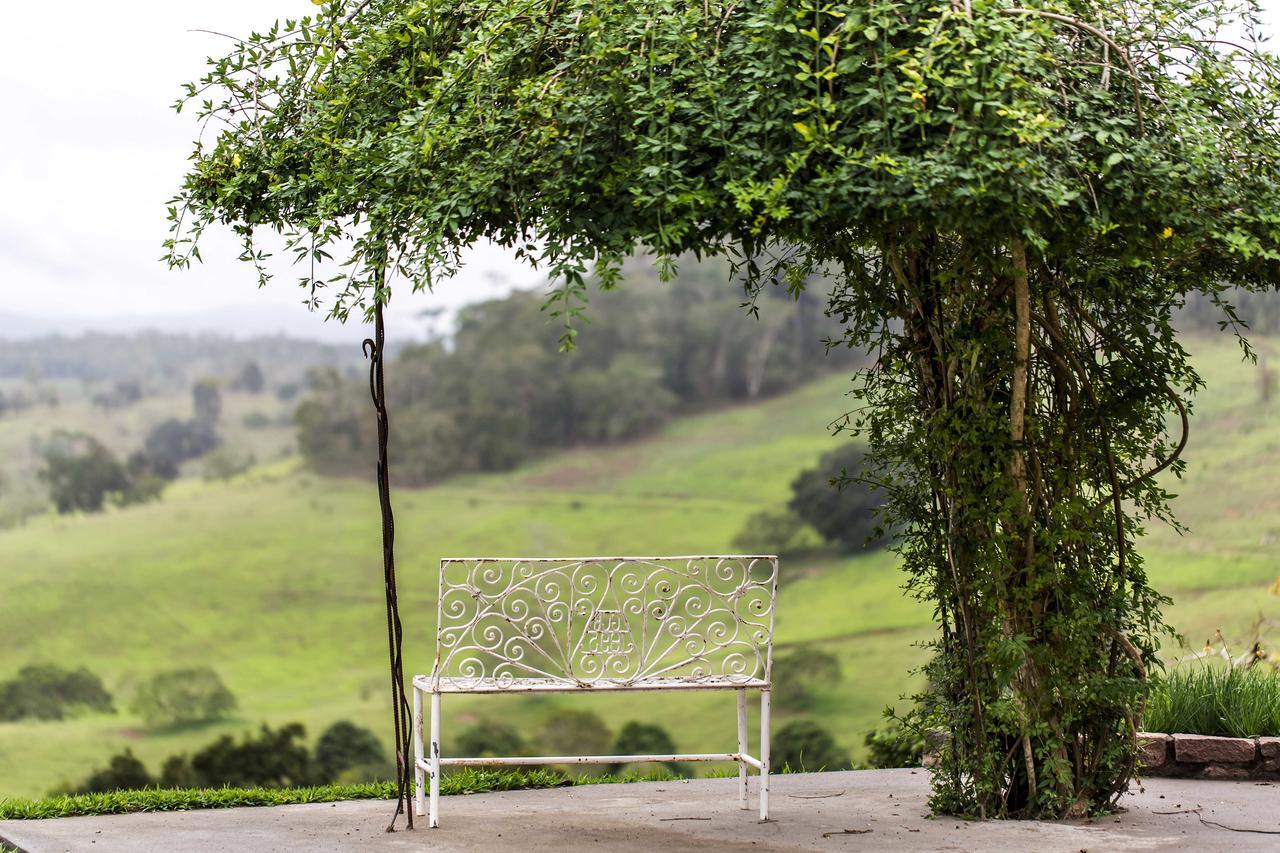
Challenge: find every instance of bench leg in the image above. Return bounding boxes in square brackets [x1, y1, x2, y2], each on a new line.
[759, 688, 771, 822]
[429, 691, 441, 828]
[413, 686, 426, 818]
[736, 689, 749, 810]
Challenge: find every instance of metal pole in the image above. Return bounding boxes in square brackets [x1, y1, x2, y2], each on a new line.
[413, 686, 426, 817]
[759, 688, 771, 822]
[736, 689, 749, 809]
[429, 691, 442, 828]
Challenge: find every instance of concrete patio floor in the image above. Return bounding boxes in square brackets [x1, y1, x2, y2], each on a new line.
[3, 769, 1278, 852]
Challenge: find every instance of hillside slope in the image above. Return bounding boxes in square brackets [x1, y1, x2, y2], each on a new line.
[0, 335, 1277, 797]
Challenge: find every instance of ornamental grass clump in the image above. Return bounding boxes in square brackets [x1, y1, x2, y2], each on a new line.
[169, 0, 1280, 819]
[1146, 666, 1280, 739]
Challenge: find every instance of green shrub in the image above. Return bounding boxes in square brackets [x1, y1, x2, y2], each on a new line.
[159, 754, 199, 789]
[79, 749, 154, 794]
[1145, 666, 1280, 738]
[862, 718, 925, 769]
[771, 719, 850, 772]
[188, 723, 313, 788]
[313, 721, 388, 783]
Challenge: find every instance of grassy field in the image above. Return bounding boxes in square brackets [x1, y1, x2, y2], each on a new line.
[0, 334, 1277, 798]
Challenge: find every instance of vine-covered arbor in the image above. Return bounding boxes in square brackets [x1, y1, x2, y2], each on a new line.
[170, 0, 1280, 820]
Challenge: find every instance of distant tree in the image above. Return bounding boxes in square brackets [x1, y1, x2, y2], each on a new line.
[771, 720, 850, 772]
[80, 749, 154, 793]
[236, 362, 265, 394]
[39, 432, 130, 513]
[129, 667, 236, 727]
[771, 648, 842, 711]
[275, 382, 301, 402]
[0, 664, 114, 721]
[202, 447, 255, 481]
[91, 379, 143, 411]
[293, 368, 368, 477]
[788, 446, 889, 552]
[143, 419, 219, 469]
[192, 379, 222, 424]
[116, 379, 144, 405]
[126, 449, 179, 483]
[111, 450, 173, 507]
[609, 721, 690, 777]
[189, 723, 312, 788]
[93, 379, 145, 410]
[115, 475, 168, 508]
[313, 721, 387, 782]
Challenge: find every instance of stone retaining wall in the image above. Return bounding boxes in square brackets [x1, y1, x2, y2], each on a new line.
[1139, 733, 1280, 780]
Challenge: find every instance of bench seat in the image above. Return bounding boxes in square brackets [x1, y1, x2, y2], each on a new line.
[414, 674, 769, 694]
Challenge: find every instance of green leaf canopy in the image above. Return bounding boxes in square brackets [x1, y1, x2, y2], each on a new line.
[171, 0, 1280, 323]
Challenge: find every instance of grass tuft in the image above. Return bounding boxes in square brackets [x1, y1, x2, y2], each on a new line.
[1145, 666, 1280, 738]
[0, 769, 558, 821]
[0, 768, 696, 821]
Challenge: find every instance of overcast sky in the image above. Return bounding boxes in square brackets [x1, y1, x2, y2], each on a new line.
[0, 1, 534, 341]
[2, 2, 1278, 342]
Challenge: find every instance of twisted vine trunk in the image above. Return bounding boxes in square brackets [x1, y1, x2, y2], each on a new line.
[1006, 237, 1038, 806]
[882, 234, 1162, 818]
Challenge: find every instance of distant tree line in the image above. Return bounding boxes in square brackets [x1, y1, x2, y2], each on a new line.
[297, 263, 860, 485]
[0, 332, 357, 392]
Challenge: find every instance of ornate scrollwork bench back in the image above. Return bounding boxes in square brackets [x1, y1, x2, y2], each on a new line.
[412, 555, 779, 827]
[432, 556, 776, 691]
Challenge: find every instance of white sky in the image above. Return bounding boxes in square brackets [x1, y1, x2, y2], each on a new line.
[1, 1, 1278, 341]
[0, 1, 534, 340]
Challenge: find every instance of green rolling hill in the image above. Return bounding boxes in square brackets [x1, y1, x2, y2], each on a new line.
[0, 334, 1277, 798]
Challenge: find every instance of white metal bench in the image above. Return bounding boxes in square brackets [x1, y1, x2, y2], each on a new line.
[412, 555, 778, 827]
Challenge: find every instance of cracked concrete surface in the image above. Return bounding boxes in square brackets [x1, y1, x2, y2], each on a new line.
[3, 769, 1278, 852]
